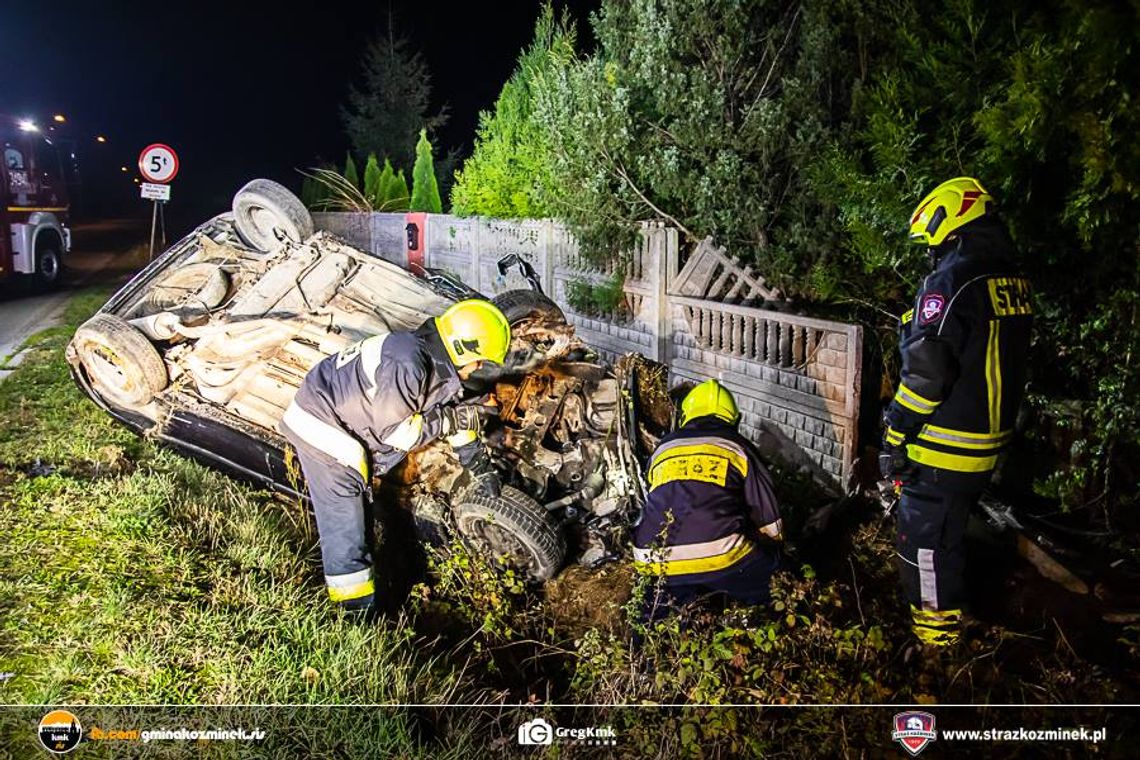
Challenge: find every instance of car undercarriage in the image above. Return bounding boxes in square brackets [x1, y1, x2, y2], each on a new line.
[66, 180, 652, 582]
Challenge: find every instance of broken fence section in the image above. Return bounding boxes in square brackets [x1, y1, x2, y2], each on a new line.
[313, 212, 863, 493]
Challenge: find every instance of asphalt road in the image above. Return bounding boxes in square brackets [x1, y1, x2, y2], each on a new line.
[0, 219, 146, 380]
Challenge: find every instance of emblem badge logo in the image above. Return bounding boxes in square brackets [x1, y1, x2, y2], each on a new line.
[892, 711, 937, 756]
[38, 710, 83, 754]
[919, 293, 945, 324]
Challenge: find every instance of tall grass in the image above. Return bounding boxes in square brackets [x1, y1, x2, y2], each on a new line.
[0, 287, 1133, 757]
[0, 288, 492, 754]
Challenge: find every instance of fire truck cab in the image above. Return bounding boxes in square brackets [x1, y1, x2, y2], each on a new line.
[1, 120, 71, 288]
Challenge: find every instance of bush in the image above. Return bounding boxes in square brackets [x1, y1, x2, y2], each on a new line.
[410, 129, 443, 213]
[450, 4, 576, 218]
[363, 153, 382, 208]
[343, 152, 360, 191]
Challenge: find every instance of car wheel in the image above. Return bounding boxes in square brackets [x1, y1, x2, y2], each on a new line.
[491, 289, 566, 326]
[453, 485, 566, 582]
[34, 243, 64, 290]
[232, 178, 313, 253]
[72, 314, 168, 407]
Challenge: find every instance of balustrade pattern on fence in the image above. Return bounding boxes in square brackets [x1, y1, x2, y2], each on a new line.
[313, 211, 863, 491]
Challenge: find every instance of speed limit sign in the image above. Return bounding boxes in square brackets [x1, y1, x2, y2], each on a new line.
[138, 143, 179, 184]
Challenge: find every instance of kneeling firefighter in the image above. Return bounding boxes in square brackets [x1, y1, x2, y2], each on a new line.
[882, 177, 1032, 646]
[633, 380, 784, 620]
[281, 299, 511, 612]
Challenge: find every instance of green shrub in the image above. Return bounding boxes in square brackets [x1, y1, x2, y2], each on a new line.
[363, 153, 383, 208]
[450, 4, 576, 218]
[410, 129, 442, 213]
[565, 273, 627, 317]
[343, 152, 360, 190]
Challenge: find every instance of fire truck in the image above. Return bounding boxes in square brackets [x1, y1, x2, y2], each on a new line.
[1, 118, 71, 288]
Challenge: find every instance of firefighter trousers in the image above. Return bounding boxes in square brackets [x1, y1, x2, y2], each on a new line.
[639, 547, 781, 624]
[281, 399, 375, 610]
[896, 477, 982, 644]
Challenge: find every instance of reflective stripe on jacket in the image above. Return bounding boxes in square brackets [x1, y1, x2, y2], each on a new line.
[633, 417, 782, 580]
[285, 320, 462, 477]
[885, 220, 1033, 489]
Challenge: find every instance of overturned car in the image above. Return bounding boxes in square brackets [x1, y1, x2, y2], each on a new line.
[66, 180, 649, 581]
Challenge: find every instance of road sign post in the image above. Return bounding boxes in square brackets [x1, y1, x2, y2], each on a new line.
[138, 144, 179, 261]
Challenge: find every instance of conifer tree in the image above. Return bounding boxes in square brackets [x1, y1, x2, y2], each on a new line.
[363, 153, 383, 208]
[409, 129, 442, 213]
[343, 153, 360, 190]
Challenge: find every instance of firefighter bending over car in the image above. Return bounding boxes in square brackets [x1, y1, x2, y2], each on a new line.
[882, 177, 1032, 647]
[633, 380, 784, 620]
[281, 299, 511, 612]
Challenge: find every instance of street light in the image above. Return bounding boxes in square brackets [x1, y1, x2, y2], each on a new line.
[53, 114, 66, 123]
[95, 135, 107, 143]
[120, 166, 129, 172]
[18, 119, 39, 133]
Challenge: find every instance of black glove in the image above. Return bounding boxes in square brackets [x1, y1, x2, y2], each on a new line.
[879, 439, 914, 481]
[455, 441, 501, 498]
[439, 404, 483, 437]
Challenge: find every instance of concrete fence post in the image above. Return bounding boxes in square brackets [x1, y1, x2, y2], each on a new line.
[472, 218, 485, 293]
[652, 226, 669, 364]
[543, 219, 555, 294]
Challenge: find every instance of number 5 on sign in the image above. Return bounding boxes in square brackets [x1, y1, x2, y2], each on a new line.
[138, 143, 179, 184]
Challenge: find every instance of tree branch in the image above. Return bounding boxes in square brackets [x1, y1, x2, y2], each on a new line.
[600, 144, 696, 240]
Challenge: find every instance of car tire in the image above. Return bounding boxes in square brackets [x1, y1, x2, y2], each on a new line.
[34, 242, 64, 290]
[72, 314, 168, 407]
[232, 179, 314, 253]
[491, 289, 566, 326]
[453, 485, 566, 582]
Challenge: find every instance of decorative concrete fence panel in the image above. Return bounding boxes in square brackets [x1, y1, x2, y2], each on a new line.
[668, 296, 861, 484]
[314, 211, 862, 492]
[424, 215, 479, 286]
[551, 222, 673, 362]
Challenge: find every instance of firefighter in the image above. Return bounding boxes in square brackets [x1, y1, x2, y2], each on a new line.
[633, 380, 784, 621]
[280, 299, 511, 612]
[882, 177, 1033, 646]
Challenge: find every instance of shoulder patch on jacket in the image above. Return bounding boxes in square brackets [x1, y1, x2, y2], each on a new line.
[919, 293, 946, 324]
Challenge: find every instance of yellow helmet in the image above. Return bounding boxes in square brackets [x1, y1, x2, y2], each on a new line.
[908, 177, 994, 247]
[435, 299, 512, 367]
[681, 379, 740, 427]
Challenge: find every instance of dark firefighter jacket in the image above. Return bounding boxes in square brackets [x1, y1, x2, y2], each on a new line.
[885, 218, 1033, 490]
[284, 319, 478, 481]
[632, 416, 783, 581]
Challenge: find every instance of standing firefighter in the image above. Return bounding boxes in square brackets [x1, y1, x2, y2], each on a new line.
[633, 380, 784, 620]
[882, 177, 1033, 646]
[281, 300, 511, 612]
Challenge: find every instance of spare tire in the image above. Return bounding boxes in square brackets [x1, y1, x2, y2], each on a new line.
[72, 314, 168, 407]
[232, 179, 314, 253]
[491, 289, 566, 326]
[453, 485, 566, 582]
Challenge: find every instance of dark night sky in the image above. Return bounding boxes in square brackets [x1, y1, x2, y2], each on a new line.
[0, 0, 598, 227]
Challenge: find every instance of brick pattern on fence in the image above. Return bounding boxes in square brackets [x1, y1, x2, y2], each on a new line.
[669, 296, 860, 483]
[313, 211, 862, 492]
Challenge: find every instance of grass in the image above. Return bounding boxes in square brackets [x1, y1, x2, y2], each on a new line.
[0, 286, 1136, 757]
[0, 288, 492, 755]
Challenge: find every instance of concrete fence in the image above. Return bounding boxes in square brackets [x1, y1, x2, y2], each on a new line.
[313, 211, 863, 492]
